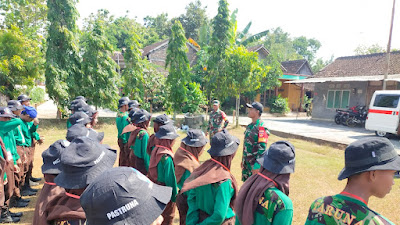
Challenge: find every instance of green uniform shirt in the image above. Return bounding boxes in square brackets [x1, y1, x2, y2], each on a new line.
[305, 194, 395, 225]
[116, 111, 130, 143]
[207, 109, 229, 138]
[0, 118, 23, 164]
[242, 118, 269, 182]
[130, 130, 150, 171]
[186, 179, 235, 225]
[66, 116, 72, 129]
[15, 120, 39, 147]
[157, 155, 178, 202]
[177, 169, 191, 190]
[235, 187, 293, 225]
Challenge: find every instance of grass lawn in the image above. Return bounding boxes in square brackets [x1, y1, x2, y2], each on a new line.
[12, 118, 400, 225]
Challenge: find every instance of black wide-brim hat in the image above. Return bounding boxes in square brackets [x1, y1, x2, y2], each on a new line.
[338, 137, 400, 180]
[0, 107, 16, 118]
[81, 167, 172, 225]
[257, 141, 295, 174]
[155, 124, 179, 140]
[41, 140, 70, 175]
[207, 129, 240, 157]
[7, 100, 24, 111]
[182, 129, 208, 147]
[66, 124, 104, 142]
[153, 114, 171, 125]
[55, 137, 117, 189]
[130, 109, 151, 124]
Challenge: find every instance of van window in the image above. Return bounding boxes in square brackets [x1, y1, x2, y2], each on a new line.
[373, 94, 400, 108]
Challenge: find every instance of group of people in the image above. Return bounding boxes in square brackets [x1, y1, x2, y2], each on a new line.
[0, 95, 43, 223]
[0, 94, 397, 225]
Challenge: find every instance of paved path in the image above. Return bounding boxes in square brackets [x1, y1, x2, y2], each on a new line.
[37, 100, 400, 150]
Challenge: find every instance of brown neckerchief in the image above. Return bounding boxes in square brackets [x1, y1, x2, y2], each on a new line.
[45, 188, 86, 222]
[32, 174, 65, 225]
[174, 143, 204, 184]
[121, 124, 136, 135]
[148, 139, 174, 182]
[146, 122, 161, 155]
[126, 120, 150, 149]
[0, 137, 9, 161]
[235, 168, 290, 225]
[180, 154, 238, 209]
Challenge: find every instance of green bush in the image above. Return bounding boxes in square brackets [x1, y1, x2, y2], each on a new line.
[29, 87, 45, 104]
[267, 94, 290, 114]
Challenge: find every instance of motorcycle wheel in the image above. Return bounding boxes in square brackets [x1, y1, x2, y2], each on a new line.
[346, 117, 356, 127]
[334, 115, 341, 125]
[341, 115, 349, 126]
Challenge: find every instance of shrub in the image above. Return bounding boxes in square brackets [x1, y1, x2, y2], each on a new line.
[268, 94, 290, 114]
[29, 87, 45, 104]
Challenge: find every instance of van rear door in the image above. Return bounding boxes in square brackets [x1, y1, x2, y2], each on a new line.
[367, 93, 400, 133]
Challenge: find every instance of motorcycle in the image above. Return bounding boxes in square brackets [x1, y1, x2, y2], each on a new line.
[346, 106, 368, 127]
[334, 106, 358, 125]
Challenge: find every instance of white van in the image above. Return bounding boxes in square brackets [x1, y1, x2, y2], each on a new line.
[365, 90, 400, 137]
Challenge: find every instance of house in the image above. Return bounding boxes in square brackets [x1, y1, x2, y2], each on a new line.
[142, 39, 199, 75]
[287, 52, 400, 120]
[249, 44, 313, 111]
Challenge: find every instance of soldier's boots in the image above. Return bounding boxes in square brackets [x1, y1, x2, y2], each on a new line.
[0, 208, 20, 223]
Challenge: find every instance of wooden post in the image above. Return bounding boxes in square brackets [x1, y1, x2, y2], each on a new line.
[233, 110, 236, 127]
[383, 0, 396, 90]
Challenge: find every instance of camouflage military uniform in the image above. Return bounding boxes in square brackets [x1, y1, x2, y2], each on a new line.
[241, 119, 269, 182]
[305, 194, 395, 225]
[207, 109, 229, 138]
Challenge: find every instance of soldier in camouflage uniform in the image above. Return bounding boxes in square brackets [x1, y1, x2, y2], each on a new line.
[242, 102, 269, 182]
[305, 137, 400, 225]
[207, 100, 229, 140]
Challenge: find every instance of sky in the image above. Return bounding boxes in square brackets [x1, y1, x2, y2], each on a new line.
[76, 0, 400, 61]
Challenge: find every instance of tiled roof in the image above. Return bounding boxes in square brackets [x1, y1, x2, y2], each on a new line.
[142, 39, 169, 56]
[247, 44, 270, 55]
[281, 59, 308, 74]
[315, 52, 400, 78]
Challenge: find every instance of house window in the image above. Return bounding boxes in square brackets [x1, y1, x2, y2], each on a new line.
[327, 90, 350, 109]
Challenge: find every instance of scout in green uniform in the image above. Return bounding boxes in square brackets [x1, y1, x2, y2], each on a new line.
[148, 124, 180, 225]
[181, 129, 240, 225]
[19, 106, 43, 192]
[207, 100, 229, 140]
[235, 141, 295, 225]
[242, 102, 269, 182]
[127, 109, 151, 174]
[147, 114, 171, 156]
[116, 97, 130, 166]
[305, 137, 400, 225]
[8, 101, 36, 206]
[175, 129, 207, 225]
[0, 107, 23, 223]
[17, 94, 31, 107]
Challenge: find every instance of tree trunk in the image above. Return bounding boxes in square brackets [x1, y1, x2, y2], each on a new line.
[56, 107, 61, 119]
[235, 94, 240, 127]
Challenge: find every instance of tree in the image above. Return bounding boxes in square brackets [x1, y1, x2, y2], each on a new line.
[0, 25, 42, 99]
[263, 27, 301, 62]
[178, 0, 208, 40]
[293, 36, 321, 62]
[122, 28, 145, 101]
[144, 13, 172, 40]
[81, 19, 120, 110]
[165, 20, 191, 115]
[206, 0, 234, 100]
[142, 61, 169, 112]
[45, 0, 81, 115]
[225, 46, 267, 126]
[354, 44, 385, 55]
[312, 56, 334, 74]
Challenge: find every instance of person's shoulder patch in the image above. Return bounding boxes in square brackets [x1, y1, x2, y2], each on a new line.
[220, 111, 227, 119]
[258, 127, 268, 143]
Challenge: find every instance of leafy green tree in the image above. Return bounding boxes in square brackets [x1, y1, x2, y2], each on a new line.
[198, 20, 211, 47]
[206, 0, 234, 100]
[263, 27, 301, 62]
[293, 36, 321, 62]
[142, 61, 169, 112]
[178, 0, 208, 40]
[122, 28, 145, 101]
[45, 0, 81, 113]
[312, 56, 334, 74]
[225, 46, 267, 126]
[0, 0, 47, 38]
[182, 82, 207, 115]
[235, 21, 269, 47]
[144, 13, 172, 39]
[165, 20, 191, 115]
[354, 44, 385, 55]
[0, 25, 42, 98]
[81, 19, 120, 110]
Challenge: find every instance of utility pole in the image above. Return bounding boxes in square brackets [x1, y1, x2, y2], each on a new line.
[383, 0, 396, 90]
